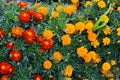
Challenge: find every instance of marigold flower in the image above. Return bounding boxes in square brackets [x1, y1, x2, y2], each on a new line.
[63, 5, 77, 15]
[43, 60, 52, 69]
[51, 11, 59, 18]
[41, 39, 53, 50]
[26, 9, 35, 17]
[102, 37, 110, 46]
[85, 20, 94, 30]
[19, 12, 30, 23]
[65, 23, 75, 34]
[33, 12, 44, 21]
[117, 27, 120, 36]
[52, 51, 62, 63]
[103, 26, 111, 35]
[1, 75, 8, 80]
[117, 7, 120, 13]
[75, 22, 85, 32]
[12, 26, 23, 38]
[102, 15, 109, 23]
[91, 40, 100, 48]
[61, 34, 71, 46]
[37, 6, 48, 15]
[56, 5, 63, 12]
[18, 1, 28, 9]
[71, 0, 79, 4]
[93, 0, 100, 2]
[34, 3, 41, 8]
[97, 1, 106, 8]
[83, 53, 91, 63]
[77, 46, 88, 57]
[110, 7, 114, 12]
[43, 29, 53, 39]
[34, 74, 43, 80]
[6, 42, 14, 50]
[88, 51, 97, 60]
[85, 1, 93, 7]
[65, 77, 72, 80]
[64, 65, 73, 77]
[102, 62, 111, 71]
[88, 32, 97, 42]
[110, 60, 116, 66]
[49, 75, 53, 79]
[0, 28, 5, 38]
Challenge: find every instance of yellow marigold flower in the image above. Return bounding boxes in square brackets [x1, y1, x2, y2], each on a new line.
[85, 20, 94, 30]
[52, 51, 62, 63]
[97, 1, 106, 8]
[103, 26, 111, 35]
[43, 60, 52, 69]
[66, 77, 72, 80]
[87, 31, 97, 42]
[56, 5, 63, 12]
[65, 23, 75, 34]
[51, 11, 59, 18]
[116, 27, 120, 36]
[117, 7, 120, 13]
[110, 7, 114, 12]
[83, 53, 92, 63]
[77, 46, 88, 57]
[102, 15, 109, 23]
[34, 3, 40, 8]
[61, 34, 71, 46]
[102, 37, 110, 46]
[43, 29, 53, 39]
[110, 60, 116, 66]
[12, 26, 23, 38]
[63, 5, 77, 15]
[91, 40, 100, 48]
[85, 1, 93, 7]
[102, 62, 111, 71]
[75, 22, 85, 32]
[93, 0, 100, 2]
[71, 0, 79, 4]
[64, 65, 73, 77]
[37, 6, 48, 15]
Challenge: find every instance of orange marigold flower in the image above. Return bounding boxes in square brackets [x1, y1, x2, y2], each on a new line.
[97, 1, 106, 8]
[12, 26, 23, 38]
[37, 6, 48, 15]
[85, 1, 93, 7]
[83, 54, 91, 63]
[102, 15, 109, 23]
[51, 11, 59, 18]
[91, 40, 99, 48]
[9, 50, 22, 62]
[1, 75, 8, 80]
[56, 5, 63, 12]
[64, 65, 73, 77]
[34, 3, 41, 8]
[71, 0, 79, 4]
[63, 5, 77, 15]
[103, 26, 111, 35]
[77, 46, 88, 57]
[88, 32, 97, 42]
[117, 7, 120, 13]
[85, 20, 94, 30]
[116, 27, 120, 36]
[102, 62, 111, 71]
[65, 23, 75, 34]
[43, 60, 52, 70]
[18, 1, 28, 8]
[61, 34, 71, 46]
[88, 51, 97, 60]
[43, 29, 53, 39]
[110, 60, 116, 66]
[65, 77, 72, 80]
[0, 28, 5, 38]
[19, 12, 30, 23]
[75, 22, 85, 32]
[52, 51, 62, 63]
[102, 37, 110, 46]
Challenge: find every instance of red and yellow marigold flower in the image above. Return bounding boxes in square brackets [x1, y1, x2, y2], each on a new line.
[41, 39, 53, 50]
[36, 36, 44, 43]
[51, 11, 59, 18]
[61, 34, 71, 46]
[37, 6, 48, 15]
[9, 50, 22, 62]
[102, 37, 110, 46]
[18, 1, 28, 9]
[103, 26, 111, 35]
[77, 46, 88, 57]
[43, 29, 53, 39]
[34, 74, 43, 80]
[6, 41, 14, 50]
[1, 75, 9, 80]
[0, 28, 5, 38]
[12, 26, 23, 38]
[26, 9, 35, 17]
[64, 65, 73, 77]
[19, 12, 30, 23]
[65, 23, 75, 34]
[52, 51, 62, 63]
[97, 1, 106, 8]
[23, 28, 36, 44]
[43, 60, 52, 70]
[75, 22, 85, 32]
[33, 12, 44, 21]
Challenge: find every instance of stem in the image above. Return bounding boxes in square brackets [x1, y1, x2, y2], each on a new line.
[93, 23, 107, 31]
